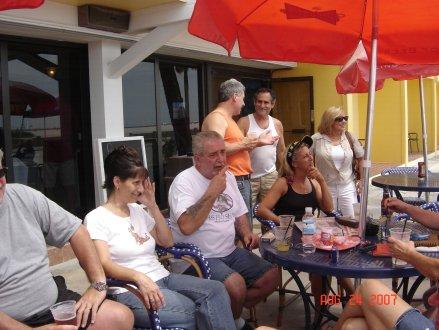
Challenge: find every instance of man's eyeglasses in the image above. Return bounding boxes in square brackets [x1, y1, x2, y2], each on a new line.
[335, 116, 349, 122]
[0, 167, 7, 178]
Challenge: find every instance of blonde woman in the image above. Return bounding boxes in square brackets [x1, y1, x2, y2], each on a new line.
[311, 106, 364, 217]
[256, 136, 333, 223]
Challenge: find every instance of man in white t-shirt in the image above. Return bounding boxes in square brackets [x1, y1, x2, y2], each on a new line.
[238, 88, 285, 207]
[168, 131, 278, 329]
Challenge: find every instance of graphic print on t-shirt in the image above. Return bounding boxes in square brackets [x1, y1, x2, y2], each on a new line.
[128, 223, 150, 245]
[210, 193, 234, 223]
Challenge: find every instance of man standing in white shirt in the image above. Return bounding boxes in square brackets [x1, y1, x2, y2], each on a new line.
[238, 88, 285, 206]
[168, 131, 278, 330]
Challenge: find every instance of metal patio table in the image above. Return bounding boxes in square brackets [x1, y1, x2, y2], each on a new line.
[259, 228, 430, 329]
[372, 173, 439, 193]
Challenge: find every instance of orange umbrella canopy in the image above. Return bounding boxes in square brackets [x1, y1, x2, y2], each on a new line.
[189, 0, 439, 65]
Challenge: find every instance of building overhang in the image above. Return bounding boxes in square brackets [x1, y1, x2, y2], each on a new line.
[0, 0, 296, 76]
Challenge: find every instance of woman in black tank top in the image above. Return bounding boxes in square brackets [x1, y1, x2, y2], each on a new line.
[255, 136, 333, 224]
[255, 137, 349, 316]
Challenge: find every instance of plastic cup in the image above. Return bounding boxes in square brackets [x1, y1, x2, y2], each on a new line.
[303, 243, 316, 254]
[274, 226, 293, 251]
[389, 228, 412, 266]
[321, 227, 333, 246]
[332, 228, 346, 245]
[49, 300, 77, 326]
[279, 214, 295, 227]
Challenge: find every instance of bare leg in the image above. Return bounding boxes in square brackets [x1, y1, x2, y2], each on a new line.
[340, 318, 369, 330]
[223, 273, 247, 319]
[335, 279, 412, 330]
[244, 267, 279, 308]
[88, 300, 134, 330]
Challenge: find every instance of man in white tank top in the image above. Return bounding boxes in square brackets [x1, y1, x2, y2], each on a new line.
[238, 88, 285, 207]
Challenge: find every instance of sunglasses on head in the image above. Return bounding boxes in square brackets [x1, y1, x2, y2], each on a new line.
[0, 167, 7, 178]
[335, 116, 349, 122]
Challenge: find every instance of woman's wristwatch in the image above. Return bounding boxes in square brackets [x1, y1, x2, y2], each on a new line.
[90, 281, 108, 292]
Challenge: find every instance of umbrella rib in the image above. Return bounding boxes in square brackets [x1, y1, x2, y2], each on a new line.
[359, 0, 368, 41]
[237, 0, 269, 25]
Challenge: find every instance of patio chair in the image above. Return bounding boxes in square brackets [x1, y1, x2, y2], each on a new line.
[381, 167, 427, 206]
[394, 201, 439, 221]
[107, 229, 212, 330]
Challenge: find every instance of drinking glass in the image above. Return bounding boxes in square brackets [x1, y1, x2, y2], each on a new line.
[389, 228, 412, 266]
[279, 214, 294, 227]
[302, 243, 316, 254]
[274, 226, 293, 251]
[50, 300, 77, 325]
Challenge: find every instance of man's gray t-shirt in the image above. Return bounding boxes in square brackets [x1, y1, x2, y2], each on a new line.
[0, 184, 81, 321]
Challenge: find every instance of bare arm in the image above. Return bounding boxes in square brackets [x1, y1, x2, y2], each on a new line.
[308, 167, 333, 213]
[235, 214, 252, 238]
[235, 213, 259, 249]
[256, 178, 288, 224]
[237, 116, 249, 136]
[92, 240, 165, 310]
[137, 178, 173, 247]
[388, 238, 439, 281]
[0, 312, 75, 330]
[274, 119, 286, 167]
[202, 112, 257, 155]
[177, 167, 227, 235]
[69, 225, 107, 327]
[146, 204, 173, 248]
[385, 198, 439, 230]
[406, 251, 439, 281]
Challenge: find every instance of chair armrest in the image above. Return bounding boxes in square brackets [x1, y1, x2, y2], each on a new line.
[253, 203, 277, 230]
[156, 244, 211, 279]
[327, 210, 343, 218]
[421, 202, 439, 213]
[394, 213, 411, 221]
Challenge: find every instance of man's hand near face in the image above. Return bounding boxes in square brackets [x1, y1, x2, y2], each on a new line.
[206, 166, 228, 198]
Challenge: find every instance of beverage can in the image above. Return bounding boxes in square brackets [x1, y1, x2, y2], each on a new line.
[418, 161, 426, 178]
[330, 245, 339, 264]
[381, 187, 390, 217]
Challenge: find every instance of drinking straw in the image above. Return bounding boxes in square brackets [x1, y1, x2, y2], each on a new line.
[402, 218, 408, 233]
[282, 216, 294, 241]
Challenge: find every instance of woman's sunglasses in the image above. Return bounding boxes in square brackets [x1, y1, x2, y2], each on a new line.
[0, 167, 7, 178]
[335, 116, 349, 122]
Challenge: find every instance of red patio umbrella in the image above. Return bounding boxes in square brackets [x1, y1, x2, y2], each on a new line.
[336, 42, 439, 201]
[189, 0, 439, 66]
[188, 0, 439, 237]
[0, 0, 44, 11]
[336, 42, 439, 94]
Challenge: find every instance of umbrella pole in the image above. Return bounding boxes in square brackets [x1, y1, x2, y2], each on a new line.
[359, 0, 379, 240]
[419, 77, 430, 201]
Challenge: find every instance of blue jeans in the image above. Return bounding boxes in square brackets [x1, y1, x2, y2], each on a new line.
[395, 308, 434, 330]
[111, 273, 234, 330]
[236, 177, 252, 230]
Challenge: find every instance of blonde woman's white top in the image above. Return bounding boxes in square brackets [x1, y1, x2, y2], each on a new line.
[311, 132, 364, 185]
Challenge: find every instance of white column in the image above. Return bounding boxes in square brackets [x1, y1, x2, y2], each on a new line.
[88, 40, 124, 205]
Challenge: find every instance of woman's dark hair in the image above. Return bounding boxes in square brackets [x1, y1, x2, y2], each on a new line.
[102, 146, 148, 195]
